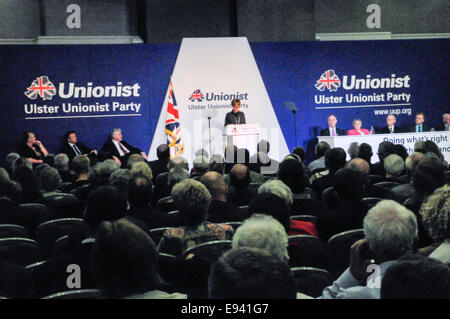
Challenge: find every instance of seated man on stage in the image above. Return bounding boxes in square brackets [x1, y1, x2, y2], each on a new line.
[102, 128, 147, 168]
[320, 115, 346, 136]
[435, 113, 450, 131]
[60, 131, 98, 163]
[379, 115, 401, 134]
[407, 112, 430, 132]
[224, 99, 246, 126]
[347, 118, 370, 135]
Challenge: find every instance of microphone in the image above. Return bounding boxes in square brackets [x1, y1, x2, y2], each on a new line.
[284, 102, 298, 114]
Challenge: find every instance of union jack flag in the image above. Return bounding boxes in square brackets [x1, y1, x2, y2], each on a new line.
[24, 76, 57, 100]
[165, 81, 184, 158]
[315, 70, 341, 92]
[189, 89, 204, 102]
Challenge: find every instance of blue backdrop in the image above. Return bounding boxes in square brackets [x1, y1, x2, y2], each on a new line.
[1, 39, 448, 164]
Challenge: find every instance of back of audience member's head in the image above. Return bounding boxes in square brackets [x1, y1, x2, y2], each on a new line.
[419, 184, 450, 243]
[232, 214, 289, 261]
[84, 186, 126, 232]
[90, 161, 119, 187]
[384, 154, 405, 177]
[12, 157, 32, 174]
[208, 154, 225, 174]
[405, 152, 424, 177]
[167, 167, 189, 191]
[333, 167, 367, 201]
[195, 148, 209, 159]
[128, 173, 153, 207]
[358, 143, 373, 164]
[230, 164, 251, 189]
[292, 147, 306, 162]
[5, 153, 21, 175]
[0, 179, 22, 203]
[257, 140, 270, 154]
[193, 155, 209, 174]
[171, 179, 211, 228]
[167, 156, 189, 170]
[364, 200, 417, 261]
[258, 179, 293, 209]
[109, 169, 132, 196]
[72, 155, 90, 176]
[394, 144, 409, 161]
[43, 154, 55, 167]
[347, 158, 370, 175]
[92, 218, 159, 298]
[413, 140, 426, 154]
[315, 141, 331, 158]
[381, 255, 450, 299]
[54, 153, 70, 171]
[412, 158, 446, 197]
[127, 154, 145, 169]
[236, 148, 250, 166]
[378, 141, 396, 161]
[224, 145, 238, 165]
[0, 168, 10, 183]
[347, 142, 360, 160]
[208, 247, 296, 299]
[248, 193, 290, 232]
[325, 147, 347, 174]
[39, 166, 62, 192]
[200, 171, 227, 201]
[130, 162, 152, 180]
[423, 140, 444, 161]
[277, 158, 305, 193]
[156, 144, 170, 160]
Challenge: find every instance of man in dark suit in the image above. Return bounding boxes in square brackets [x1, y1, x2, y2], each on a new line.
[379, 115, 402, 134]
[102, 128, 147, 168]
[224, 99, 246, 126]
[435, 113, 450, 131]
[320, 115, 346, 136]
[407, 112, 430, 132]
[148, 144, 170, 179]
[60, 131, 97, 164]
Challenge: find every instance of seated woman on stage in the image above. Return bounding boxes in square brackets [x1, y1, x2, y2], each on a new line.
[18, 131, 49, 164]
[347, 119, 371, 135]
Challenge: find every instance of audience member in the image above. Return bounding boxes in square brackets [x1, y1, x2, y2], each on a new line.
[310, 147, 347, 197]
[208, 154, 225, 175]
[158, 179, 233, 257]
[383, 154, 405, 182]
[370, 141, 396, 176]
[227, 164, 254, 207]
[208, 247, 297, 299]
[12, 166, 42, 203]
[320, 200, 418, 299]
[92, 218, 186, 299]
[307, 141, 330, 173]
[380, 255, 450, 299]
[357, 143, 373, 165]
[347, 142, 360, 160]
[54, 153, 75, 183]
[148, 144, 170, 179]
[130, 161, 153, 180]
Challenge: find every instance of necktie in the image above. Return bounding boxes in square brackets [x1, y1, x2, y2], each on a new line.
[390, 127, 393, 133]
[332, 128, 336, 136]
[119, 143, 129, 155]
[418, 125, 422, 132]
[73, 144, 81, 155]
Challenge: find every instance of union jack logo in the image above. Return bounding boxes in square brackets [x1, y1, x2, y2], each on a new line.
[24, 76, 57, 100]
[189, 89, 204, 102]
[165, 81, 184, 158]
[315, 70, 341, 92]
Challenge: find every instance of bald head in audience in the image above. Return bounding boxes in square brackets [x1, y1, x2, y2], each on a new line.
[200, 171, 228, 202]
[347, 158, 370, 175]
[230, 164, 250, 189]
[168, 156, 189, 170]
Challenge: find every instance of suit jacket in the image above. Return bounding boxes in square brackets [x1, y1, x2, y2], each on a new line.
[435, 123, 449, 131]
[102, 140, 142, 159]
[60, 142, 92, 162]
[224, 111, 246, 126]
[206, 200, 247, 223]
[148, 158, 169, 179]
[406, 124, 430, 132]
[379, 126, 402, 134]
[320, 127, 346, 136]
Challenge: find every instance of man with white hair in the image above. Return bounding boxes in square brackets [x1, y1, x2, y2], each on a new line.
[383, 154, 405, 181]
[320, 200, 418, 299]
[258, 179, 293, 209]
[435, 113, 450, 131]
[233, 214, 289, 262]
[102, 128, 147, 167]
[379, 115, 401, 134]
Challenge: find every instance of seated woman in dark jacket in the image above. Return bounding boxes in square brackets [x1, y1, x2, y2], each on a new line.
[18, 131, 49, 165]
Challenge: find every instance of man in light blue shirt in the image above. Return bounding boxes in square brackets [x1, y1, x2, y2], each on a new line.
[319, 200, 418, 299]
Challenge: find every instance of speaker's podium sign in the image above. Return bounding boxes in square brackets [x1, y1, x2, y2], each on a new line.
[318, 131, 450, 163]
[224, 124, 260, 155]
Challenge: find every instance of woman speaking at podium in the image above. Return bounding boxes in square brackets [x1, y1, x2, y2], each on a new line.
[224, 99, 246, 126]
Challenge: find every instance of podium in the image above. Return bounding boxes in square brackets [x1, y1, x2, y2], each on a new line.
[224, 124, 260, 154]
